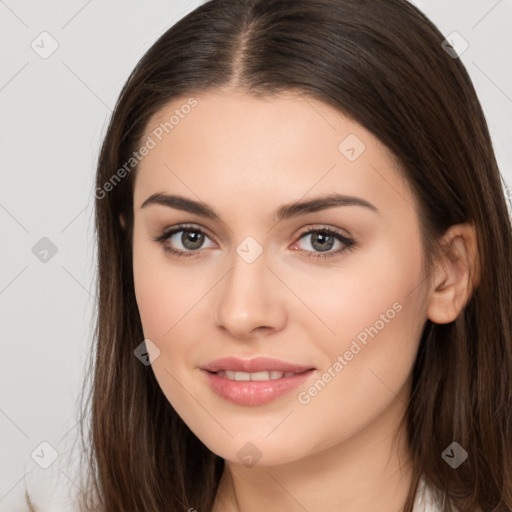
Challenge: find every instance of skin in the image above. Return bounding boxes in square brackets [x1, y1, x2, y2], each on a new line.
[129, 88, 479, 511]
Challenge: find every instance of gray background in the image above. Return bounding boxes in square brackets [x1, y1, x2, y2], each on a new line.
[1, 1, 511, 510]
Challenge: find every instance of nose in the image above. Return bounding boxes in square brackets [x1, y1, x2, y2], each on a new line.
[214, 244, 287, 340]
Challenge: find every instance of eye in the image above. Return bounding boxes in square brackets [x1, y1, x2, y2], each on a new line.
[291, 226, 357, 261]
[152, 224, 357, 261]
[151, 224, 215, 258]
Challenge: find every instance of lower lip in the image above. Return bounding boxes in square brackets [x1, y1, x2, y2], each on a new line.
[202, 369, 315, 406]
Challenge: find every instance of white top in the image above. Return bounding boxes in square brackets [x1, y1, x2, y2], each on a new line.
[412, 476, 445, 512]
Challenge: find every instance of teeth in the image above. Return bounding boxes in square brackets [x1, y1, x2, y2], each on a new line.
[217, 370, 297, 381]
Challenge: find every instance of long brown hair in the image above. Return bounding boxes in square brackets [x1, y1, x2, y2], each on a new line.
[28, 0, 512, 510]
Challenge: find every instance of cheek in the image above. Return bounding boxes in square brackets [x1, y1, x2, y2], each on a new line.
[292, 229, 427, 438]
[132, 237, 168, 339]
[278, 224, 425, 353]
[132, 237, 198, 415]
[132, 230, 205, 341]
[333, 232, 425, 371]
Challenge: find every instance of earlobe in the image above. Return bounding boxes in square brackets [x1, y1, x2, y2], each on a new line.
[426, 223, 480, 325]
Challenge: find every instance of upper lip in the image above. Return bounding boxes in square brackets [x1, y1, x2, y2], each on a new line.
[201, 356, 315, 373]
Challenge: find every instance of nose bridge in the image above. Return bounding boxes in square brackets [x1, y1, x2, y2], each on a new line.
[214, 235, 285, 337]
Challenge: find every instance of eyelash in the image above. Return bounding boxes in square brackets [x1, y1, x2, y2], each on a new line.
[151, 223, 357, 261]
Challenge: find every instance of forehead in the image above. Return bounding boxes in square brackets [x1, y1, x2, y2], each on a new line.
[133, 89, 414, 220]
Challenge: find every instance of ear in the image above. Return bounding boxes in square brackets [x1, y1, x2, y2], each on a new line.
[119, 214, 126, 230]
[427, 222, 480, 324]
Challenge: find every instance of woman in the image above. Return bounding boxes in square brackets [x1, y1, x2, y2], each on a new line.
[28, 0, 512, 510]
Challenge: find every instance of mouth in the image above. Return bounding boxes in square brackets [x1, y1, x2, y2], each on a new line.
[200, 357, 316, 406]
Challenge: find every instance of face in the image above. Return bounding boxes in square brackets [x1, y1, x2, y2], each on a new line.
[131, 88, 430, 466]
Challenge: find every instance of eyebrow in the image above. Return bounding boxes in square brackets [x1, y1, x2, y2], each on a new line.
[140, 192, 380, 222]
